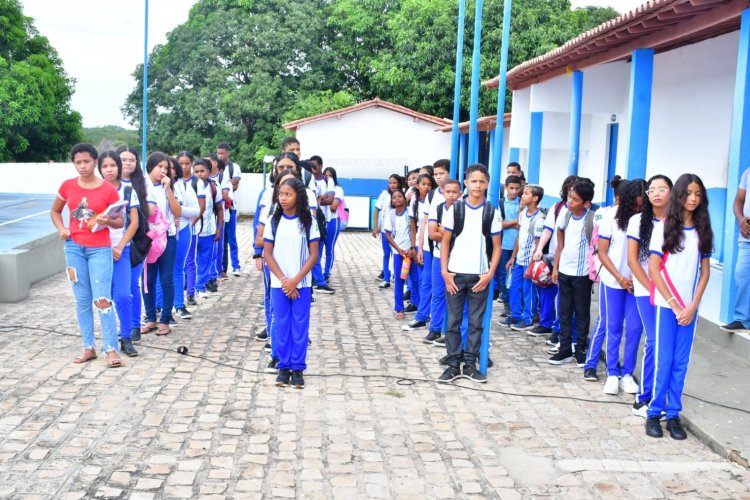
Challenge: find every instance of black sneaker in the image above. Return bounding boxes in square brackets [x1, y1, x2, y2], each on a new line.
[527, 325, 553, 337]
[275, 369, 291, 387]
[315, 285, 335, 294]
[574, 350, 587, 367]
[423, 331, 441, 344]
[666, 418, 687, 440]
[120, 339, 138, 357]
[175, 307, 192, 319]
[583, 368, 598, 381]
[404, 304, 418, 313]
[437, 366, 462, 383]
[499, 316, 519, 327]
[487, 357, 494, 368]
[462, 364, 487, 383]
[378, 281, 390, 289]
[264, 341, 272, 353]
[438, 354, 450, 366]
[720, 321, 749, 333]
[403, 320, 427, 331]
[646, 417, 663, 438]
[186, 295, 197, 306]
[403, 291, 411, 302]
[255, 329, 268, 341]
[130, 327, 141, 343]
[434, 337, 446, 347]
[377, 271, 384, 281]
[545, 334, 560, 346]
[632, 399, 649, 418]
[168, 316, 178, 327]
[502, 302, 511, 317]
[265, 358, 279, 374]
[548, 350, 574, 365]
[206, 281, 218, 293]
[291, 370, 305, 389]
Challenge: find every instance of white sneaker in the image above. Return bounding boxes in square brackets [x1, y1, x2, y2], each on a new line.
[603, 375, 619, 395]
[197, 291, 210, 299]
[620, 374, 639, 394]
[232, 268, 241, 277]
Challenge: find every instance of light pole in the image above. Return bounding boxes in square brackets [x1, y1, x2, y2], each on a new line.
[141, 0, 149, 170]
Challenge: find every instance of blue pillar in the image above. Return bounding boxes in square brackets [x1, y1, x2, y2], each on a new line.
[141, 0, 149, 169]
[722, 9, 750, 324]
[488, 129, 496, 171]
[527, 112, 543, 185]
[467, 0, 484, 164]
[568, 70, 583, 176]
[458, 133, 468, 185]
[509, 147, 520, 163]
[625, 49, 654, 180]
[450, 0, 467, 178]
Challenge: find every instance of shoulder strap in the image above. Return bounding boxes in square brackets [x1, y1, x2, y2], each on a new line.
[191, 177, 199, 194]
[563, 210, 573, 231]
[437, 202, 444, 223]
[228, 161, 234, 179]
[584, 210, 596, 242]
[498, 196, 505, 220]
[554, 201, 564, 219]
[428, 188, 436, 205]
[452, 200, 466, 237]
[124, 186, 132, 205]
[218, 172, 224, 185]
[481, 201, 495, 237]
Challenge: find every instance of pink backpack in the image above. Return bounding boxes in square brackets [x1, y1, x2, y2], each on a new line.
[142, 206, 169, 292]
[337, 198, 349, 230]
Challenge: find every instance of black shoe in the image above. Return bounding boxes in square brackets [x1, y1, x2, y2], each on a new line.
[502, 302, 511, 317]
[255, 329, 268, 341]
[403, 291, 411, 302]
[574, 350, 587, 367]
[168, 316, 178, 328]
[186, 295, 197, 306]
[423, 331, 441, 344]
[632, 399, 649, 418]
[205, 282, 217, 293]
[264, 341, 272, 353]
[403, 320, 427, 331]
[583, 368, 598, 381]
[720, 321, 749, 333]
[131, 328, 141, 342]
[548, 350, 574, 365]
[528, 325, 553, 337]
[275, 369, 291, 387]
[120, 339, 138, 357]
[437, 366, 462, 383]
[499, 316, 519, 327]
[291, 370, 305, 389]
[404, 304, 418, 313]
[487, 357, 494, 368]
[265, 358, 279, 374]
[546, 334, 559, 346]
[377, 271, 384, 281]
[646, 417, 663, 438]
[378, 281, 390, 289]
[462, 364, 487, 383]
[434, 337, 446, 347]
[315, 285, 335, 294]
[175, 307, 192, 320]
[666, 418, 687, 440]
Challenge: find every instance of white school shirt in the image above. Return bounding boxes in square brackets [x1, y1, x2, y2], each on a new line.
[383, 207, 411, 250]
[314, 176, 335, 222]
[110, 182, 140, 247]
[649, 221, 710, 308]
[626, 212, 659, 298]
[147, 182, 177, 237]
[197, 180, 223, 237]
[556, 209, 592, 277]
[375, 190, 392, 229]
[188, 177, 207, 236]
[210, 173, 231, 222]
[541, 202, 568, 256]
[598, 207, 631, 289]
[176, 178, 200, 236]
[423, 188, 445, 252]
[427, 201, 448, 259]
[263, 214, 320, 288]
[443, 201, 503, 275]
[329, 185, 344, 219]
[517, 207, 542, 266]
[410, 196, 428, 253]
[225, 162, 241, 208]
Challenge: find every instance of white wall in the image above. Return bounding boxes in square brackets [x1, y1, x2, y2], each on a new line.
[294, 107, 451, 179]
[509, 87, 531, 148]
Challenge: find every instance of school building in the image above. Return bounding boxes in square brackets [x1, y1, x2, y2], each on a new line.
[471, 0, 748, 333]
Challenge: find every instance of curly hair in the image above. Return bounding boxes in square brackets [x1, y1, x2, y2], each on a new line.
[388, 173, 406, 194]
[638, 175, 673, 262]
[663, 173, 713, 256]
[271, 178, 313, 239]
[614, 179, 645, 231]
[412, 173, 436, 219]
[560, 175, 578, 200]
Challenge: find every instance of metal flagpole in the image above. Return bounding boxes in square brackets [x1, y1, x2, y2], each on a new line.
[450, 0, 467, 178]
[466, 0, 484, 165]
[141, 0, 149, 170]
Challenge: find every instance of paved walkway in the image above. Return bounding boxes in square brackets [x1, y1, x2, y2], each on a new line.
[1, 224, 749, 499]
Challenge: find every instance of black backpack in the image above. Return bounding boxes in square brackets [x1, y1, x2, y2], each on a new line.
[449, 200, 497, 263]
[269, 203, 315, 243]
[124, 186, 152, 268]
[428, 201, 448, 255]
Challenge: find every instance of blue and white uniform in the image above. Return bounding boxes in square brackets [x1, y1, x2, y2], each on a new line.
[324, 184, 344, 279]
[510, 207, 541, 325]
[196, 180, 221, 293]
[384, 207, 418, 313]
[375, 189, 394, 282]
[111, 183, 140, 341]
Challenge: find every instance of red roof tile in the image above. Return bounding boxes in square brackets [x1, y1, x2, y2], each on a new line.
[437, 113, 512, 133]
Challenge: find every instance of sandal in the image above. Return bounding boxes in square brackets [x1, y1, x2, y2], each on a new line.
[395, 311, 405, 320]
[107, 351, 122, 368]
[156, 324, 171, 336]
[73, 348, 97, 364]
[140, 323, 157, 334]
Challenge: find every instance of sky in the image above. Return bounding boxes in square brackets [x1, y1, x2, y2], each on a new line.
[21, 0, 646, 129]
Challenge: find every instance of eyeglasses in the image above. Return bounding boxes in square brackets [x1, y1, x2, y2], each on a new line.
[121, 158, 137, 163]
[646, 187, 669, 196]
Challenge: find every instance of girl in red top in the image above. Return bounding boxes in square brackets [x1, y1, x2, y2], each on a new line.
[51, 143, 125, 368]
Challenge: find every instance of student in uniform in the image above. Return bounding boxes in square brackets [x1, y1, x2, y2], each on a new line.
[593, 179, 646, 395]
[384, 188, 419, 319]
[505, 184, 544, 331]
[438, 164, 502, 384]
[193, 160, 223, 298]
[171, 156, 201, 319]
[177, 152, 206, 307]
[217, 142, 242, 277]
[51, 144, 124, 367]
[403, 173, 436, 329]
[323, 167, 345, 281]
[646, 173, 712, 440]
[424, 178, 461, 344]
[264, 178, 320, 390]
[373, 174, 406, 287]
[627, 175, 672, 417]
[98, 151, 140, 357]
[209, 158, 231, 287]
[495, 175, 522, 316]
[309, 155, 336, 293]
[549, 179, 596, 366]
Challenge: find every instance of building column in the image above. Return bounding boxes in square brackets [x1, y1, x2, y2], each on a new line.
[721, 8, 750, 323]
[527, 112, 543, 184]
[568, 70, 584, 176]
[625, 49, 654, 180]
[458, 133, 468, 184]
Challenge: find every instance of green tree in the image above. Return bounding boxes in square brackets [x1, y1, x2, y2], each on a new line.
[0, 0, 82, 161]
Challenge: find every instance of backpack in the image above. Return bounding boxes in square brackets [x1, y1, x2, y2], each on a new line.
[526, 209, 549, 255]
[562, 209, 601, 282]
[449, 200, 497, 263]
[428, 202, 447, 255]
[269, 203, 315, 244]
[315, 205, 327, 243]
[337, 198, 349, 230]
[124, 186, 152, 268]
[191, 177, 219, 234]
[141, 205, 169, 292]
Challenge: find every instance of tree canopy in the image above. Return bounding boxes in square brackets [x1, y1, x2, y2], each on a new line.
[124, 0, 618, 171]
[0, 0, 82, 162]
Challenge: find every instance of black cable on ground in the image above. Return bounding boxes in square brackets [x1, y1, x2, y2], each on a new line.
[1, 324, 749, 415]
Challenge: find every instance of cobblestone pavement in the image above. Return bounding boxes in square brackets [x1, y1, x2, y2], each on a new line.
[1, 224, 749, 499]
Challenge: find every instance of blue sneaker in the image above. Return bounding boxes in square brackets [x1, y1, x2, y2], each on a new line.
[510, 321, 534, 332]
[499, 316, 520, 327]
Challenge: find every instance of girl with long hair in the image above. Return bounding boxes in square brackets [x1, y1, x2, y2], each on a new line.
[323, 167, 344, 281]
[171, 155, 201, 319]
[646, 173, 713, 440]
[373, 174, 406, 287]
[177, 151, 205, 306]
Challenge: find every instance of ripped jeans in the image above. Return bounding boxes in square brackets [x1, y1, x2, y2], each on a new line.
[64, 240, 119, 353]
